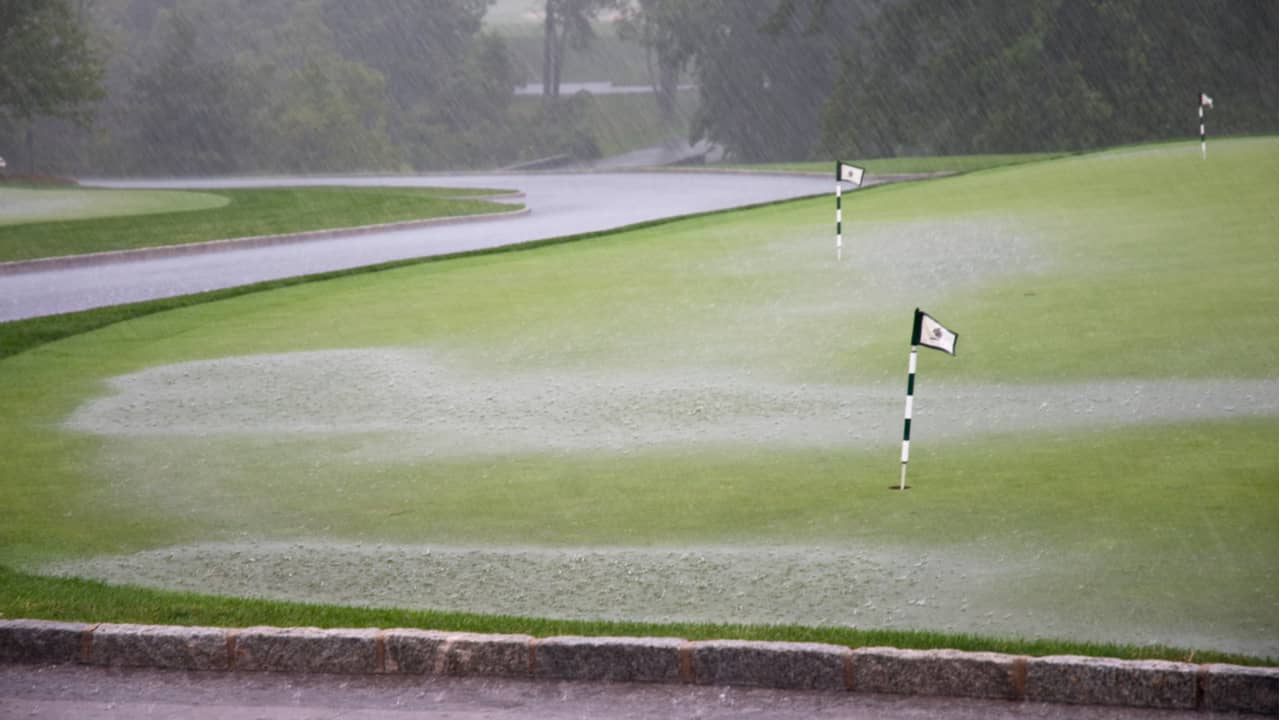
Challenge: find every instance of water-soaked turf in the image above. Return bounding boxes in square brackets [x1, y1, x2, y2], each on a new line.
[43, 538, 1271, 657]
[65, 348, 1275, 456]
[48, 349, 1276, 657]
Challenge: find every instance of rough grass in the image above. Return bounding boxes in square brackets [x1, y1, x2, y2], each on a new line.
[0, 138, 1275, 657]
[0, 185, 518, 262]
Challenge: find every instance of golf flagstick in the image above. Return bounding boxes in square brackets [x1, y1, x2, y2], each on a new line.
[835, 162, 865, 260]
[1199, 92, 1213, 160]
[896, 308, 959, 490]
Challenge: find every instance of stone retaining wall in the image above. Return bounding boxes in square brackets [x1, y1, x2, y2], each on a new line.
[1, 619, 1274, 714]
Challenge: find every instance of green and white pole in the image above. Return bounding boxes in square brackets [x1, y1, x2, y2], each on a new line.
[897, 308, 959, 491]
[897, 311, 923, 491]
[836, 180, 844, 260]
[835, 162, 865, 260]
[1199, 92, 1214, 160]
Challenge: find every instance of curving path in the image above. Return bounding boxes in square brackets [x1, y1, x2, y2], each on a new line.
[0, 171, 835, 322]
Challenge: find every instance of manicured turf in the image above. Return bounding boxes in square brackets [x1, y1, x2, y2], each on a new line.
[0, 185, 518, 262]
[0, 138, 1274, 658]
[726, 152, 1071, 175]
[0, 187, 229, 226]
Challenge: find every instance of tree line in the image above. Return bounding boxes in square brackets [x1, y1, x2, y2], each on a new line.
[634, 0, 1275, 161]
[2, 0, 1275, 175]
[1, 0, 604, 175]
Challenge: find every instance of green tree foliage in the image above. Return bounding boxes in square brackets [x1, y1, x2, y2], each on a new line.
[542, 0, 619, 103]
[128, 10, 243, 173]
[13, 0, 613, 174]
[619, 0, 873, 161]
[617, 0, 699, 134]
[0, 0, 104, 172]
[0, 0, 104, 125]
[268, 56, 400, 173]
[319, 0, 490, 111]
[691, 1, 876, 162]
[621, 0, 1275, 160]
[821, 0, 1278, 157]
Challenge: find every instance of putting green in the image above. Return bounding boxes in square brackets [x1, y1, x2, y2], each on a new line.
[0, 187, 229, 226]
[1, 138, 1275, 657]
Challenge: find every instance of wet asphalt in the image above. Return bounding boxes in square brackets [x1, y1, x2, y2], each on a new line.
[0, 664, 1253, 720]
[0, 171, 833, 321]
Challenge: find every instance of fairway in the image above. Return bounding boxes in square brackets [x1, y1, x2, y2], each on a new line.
[1, 138, 1275, 658]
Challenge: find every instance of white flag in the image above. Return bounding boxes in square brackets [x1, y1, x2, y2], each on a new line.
[915, 309, 958, 355]
[1200, 93, 1214, 109]
[837, 161, 865, 187]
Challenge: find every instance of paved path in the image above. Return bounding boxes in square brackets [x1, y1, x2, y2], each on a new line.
[0, 664, 1250, 720]
[0, 170, 835, 321]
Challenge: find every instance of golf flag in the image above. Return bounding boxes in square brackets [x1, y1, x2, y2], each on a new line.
[834, 161, 865, 260]
[1199, 92, 1213, 159]
[836, 161, 865, 187]
[897, 308, 959, 490]
[913, 309, 958, 355]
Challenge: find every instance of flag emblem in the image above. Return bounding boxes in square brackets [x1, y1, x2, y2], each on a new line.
[913, 310, 958, 355]
[836, 161, 865, 187]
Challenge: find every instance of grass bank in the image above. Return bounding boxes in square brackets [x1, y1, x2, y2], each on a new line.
[0, 185, 518, 262]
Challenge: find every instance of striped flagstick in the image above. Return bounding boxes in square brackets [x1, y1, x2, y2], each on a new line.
[898, 337, 919, 491]
[1199, 92, 1214, 159]
[835, 162, 865, 260]
[836, 181, 843, 260]
[896, 308, 958, 491]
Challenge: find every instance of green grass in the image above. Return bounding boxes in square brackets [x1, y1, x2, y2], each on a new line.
[0, 187, 229, 226]
[730, 152, 1072, 175]
[0, 138, 1274, 658]
[0, 565, 1266, 666]
[0, 185, 518, 262]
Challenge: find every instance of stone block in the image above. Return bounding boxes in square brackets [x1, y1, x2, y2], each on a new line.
[535, 636, 683, 683]
[1025, 655, 1197, 709]
[383, 628, 449, 674]
[852, 647, 1021, 700]
[88, 623, 229, 670]
[233, 626, 380, 674]
[691, 640, 849, 690]
[437, 632, 533, 677]
[0, 619, 86, 664]
[1201, 663, 1278, 715]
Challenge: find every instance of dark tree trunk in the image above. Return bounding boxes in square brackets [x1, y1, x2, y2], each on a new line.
[542, 1, 555, 105]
